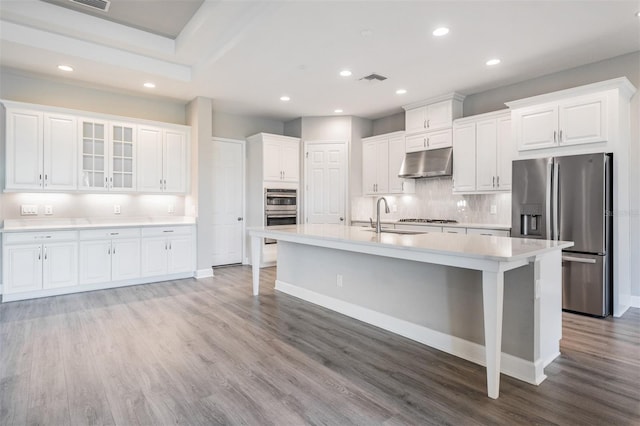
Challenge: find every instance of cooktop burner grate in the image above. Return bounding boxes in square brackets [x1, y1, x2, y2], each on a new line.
[398, 218, 459, 224]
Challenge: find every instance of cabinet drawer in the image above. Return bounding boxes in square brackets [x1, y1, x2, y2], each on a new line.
[80, 227, 141, 240]
[466, 228, 510, 237]
[4, 230, 78, 244]
[443, 227, 465, 234]
[142, 226, 193, 237]
[394, 224, 442, 233]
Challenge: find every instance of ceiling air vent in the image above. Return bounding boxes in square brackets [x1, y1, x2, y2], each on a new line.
[359, 73, 388, 82]
[69, 0, 111, 12]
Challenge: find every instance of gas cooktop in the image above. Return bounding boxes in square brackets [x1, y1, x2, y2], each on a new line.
[398, 218, 459, 224]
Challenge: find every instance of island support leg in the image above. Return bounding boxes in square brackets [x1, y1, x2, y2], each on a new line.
[482, 270, 505, 399]
[251, 235, 262, 296]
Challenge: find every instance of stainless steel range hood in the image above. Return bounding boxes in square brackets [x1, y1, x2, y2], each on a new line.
[398, 147, 453, 178]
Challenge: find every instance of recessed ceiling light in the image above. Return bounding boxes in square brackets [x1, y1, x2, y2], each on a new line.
[636, 11, 640, 17]
[432, 27, 450, 37]
[396, 89, 407, 95]
[339, 70, 352, 77]
[57, 65, 73, 72]
[334, 109, 343, 113]
[280, 95, 291, 101]
[486, 58, 501, 66]
[143, 82, 156, 88]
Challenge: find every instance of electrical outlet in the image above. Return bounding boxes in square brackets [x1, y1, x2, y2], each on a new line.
[490, 205, 497, 215]
[337, 274, 343, 288]
[391, 204, 398, 212]
[114, 204, 121, 214]
[44, 205, 53, 215]
[20, 205, 38, 216]
[168, 204, 175, 214]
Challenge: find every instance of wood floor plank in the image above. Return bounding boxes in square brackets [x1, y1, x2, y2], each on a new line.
[1, 264, 638, 425]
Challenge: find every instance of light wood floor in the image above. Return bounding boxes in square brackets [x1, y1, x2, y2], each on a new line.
[1, 265, 639, 425]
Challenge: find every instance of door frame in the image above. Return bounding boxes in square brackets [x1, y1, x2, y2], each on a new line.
[211, 137, 246, 265]
[302, 140, 349, 225]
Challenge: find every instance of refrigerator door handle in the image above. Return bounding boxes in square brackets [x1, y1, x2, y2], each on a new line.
[562, 255, 597, 264]
[546, 160, 553, 239]
[553, 162, 560, 240]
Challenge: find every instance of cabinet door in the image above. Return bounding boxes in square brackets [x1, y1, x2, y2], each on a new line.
[79, 240, 112, 284]
[452, 123, 476, 192]
[362, 141, 378, 194]
[514, 104, 558, 151]
[79, 119, 109, 191]
[405, 107, 427, 134]
[405, 134, 427, 153]
[164, 129, 187, 192]
[137, 126, 164, 193]
[476, 119, 498, 191]
[426, 100, 452, 131]
[110, 123, 136, 191]
[425, 129, 452, 149]
[44, 114, 77, 190]
[281, 140, 300, 182]
[263, 139, 283, 181]
[496, 116, 512, 191]
[3, 244, 43, 294]
[388, 136, 409, 193]
[112, 238, 141, 281]
[375, 139, 389, 194]
[466, 228, 510, 237]
[141, 237, 168, 277]
[167, 236, 192, 274]
[559, 94, 608, 146]
[43, 242, 78, 289]
[6, 109, 43, 189]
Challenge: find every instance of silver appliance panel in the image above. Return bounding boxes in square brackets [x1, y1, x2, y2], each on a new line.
[510, 157, 552, 239]
[562, 253, 609, 317]
[398, 147, 452, 178]
[264, 188, 298, 244]
[556, 153, 607, 253]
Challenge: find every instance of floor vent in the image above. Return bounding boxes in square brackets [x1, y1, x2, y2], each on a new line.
[70, 0, 111, 12]
[360, 73, 388, 82]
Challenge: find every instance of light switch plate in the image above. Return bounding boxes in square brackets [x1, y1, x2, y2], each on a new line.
[44, 205, 53, 215]
[490, 205, 497, 215]
[114, 204, 121, 214]
[168, 204, 175, 214]
[20, 205, 38, 216]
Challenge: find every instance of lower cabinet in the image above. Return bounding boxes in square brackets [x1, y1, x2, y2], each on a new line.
[141, 226, 193, 277]
[79, 228, 141, 284]
[2, 231, 78, 295]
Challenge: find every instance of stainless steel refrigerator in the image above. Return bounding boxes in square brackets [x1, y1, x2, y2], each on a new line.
[511, 153, 612, 317]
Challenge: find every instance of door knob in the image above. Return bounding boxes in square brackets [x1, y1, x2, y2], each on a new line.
[237, 217, 243, 221]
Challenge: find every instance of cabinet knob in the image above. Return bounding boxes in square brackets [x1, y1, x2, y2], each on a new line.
[339, 217, 344, 221]
[237, 217, 243, 221]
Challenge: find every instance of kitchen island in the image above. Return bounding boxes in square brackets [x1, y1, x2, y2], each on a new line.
[249, 224, 573, 399]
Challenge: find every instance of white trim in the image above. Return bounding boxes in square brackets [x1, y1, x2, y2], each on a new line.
[2, 272, 194, 303]
[195, 268, 214, 279]
[403, 92, 466, 110]
[275, 279, 545, 385]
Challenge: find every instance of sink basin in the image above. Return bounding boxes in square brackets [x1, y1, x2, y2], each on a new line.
[363, 228, 427, 235]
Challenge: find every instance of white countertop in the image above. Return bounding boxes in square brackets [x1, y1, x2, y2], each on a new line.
[350, 219, 511, 231]
[250, 224, 572, 263]
[1, 216, 196, 232]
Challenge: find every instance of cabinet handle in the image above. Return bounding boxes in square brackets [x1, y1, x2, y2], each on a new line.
[169, 242, 172, 250]
[108, 247, 111, 255]
[423, 119, 426, 129]
[163, 230, 174, 233]
[110, 232, 119, 235]
[427, 119, 430, 129]
[113, 245, 116, 254]
[165, 242, 168, 250]
[492, 176, 495, 187]
[164, 179, 167, 190]
[44, 246, 47, 260]
[496, 176, 500, 187]
[559, 130, 563, 142]
[427, 137, 430, 148]
[553, 130, 557, 143]
[38, 247, 41, 260]
[39, 174, 42, 183]
[160, 179, 163, 190]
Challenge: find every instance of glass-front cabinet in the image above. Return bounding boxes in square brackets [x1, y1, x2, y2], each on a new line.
[79, 119, 136, 191]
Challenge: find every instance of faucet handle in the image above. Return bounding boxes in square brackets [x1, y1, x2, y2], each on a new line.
[369, 217, 374, 228]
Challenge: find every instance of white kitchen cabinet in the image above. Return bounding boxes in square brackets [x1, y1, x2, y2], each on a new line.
[79, 228, 141, 284]
[452, 122, 476, 192]
[362, 131, 414, 195]
[141, 226, 193, 277]
[512, 92, 608, 151]
[405, 99, 460, 134]
[79, 118, 109, 190]
[2, 231, 78, 295]
[261, 135, 300, 183]
[137, 126, 188, 193]
[453, 111, 511, 194]
[443, 227, 466, 234]
[5, 107, 77, 191]
[466, 228, 510, 237]
[405, 129, 452, 153]
[110, 122, 136, 191]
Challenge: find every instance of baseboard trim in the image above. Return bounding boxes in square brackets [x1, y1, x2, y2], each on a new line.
[276, 279, 544, 385]
[195, 268, 214, 279]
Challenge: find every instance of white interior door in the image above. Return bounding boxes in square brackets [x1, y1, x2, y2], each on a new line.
[212, 138, 245, 266]
[305, 142, 347, 224]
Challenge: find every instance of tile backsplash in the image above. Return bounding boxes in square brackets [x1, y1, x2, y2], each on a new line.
[351, 177, 511, 225]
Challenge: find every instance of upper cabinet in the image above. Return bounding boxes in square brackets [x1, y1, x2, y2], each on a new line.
[453, 110, 512, 194]
[250, 133, 300, 183]
[403, 93, 464, 153]
[2, 101, 190, 194]
[362, 131, 415, 196]
[5, 108, 77, 191]
[506, 80, 638, 152]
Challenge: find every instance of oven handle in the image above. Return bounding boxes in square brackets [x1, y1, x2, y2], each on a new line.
[266, 194, 297, 198]
[266, 214, 298, 218]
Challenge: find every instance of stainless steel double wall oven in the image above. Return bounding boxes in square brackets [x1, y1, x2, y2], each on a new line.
[264, 188, 298, 244]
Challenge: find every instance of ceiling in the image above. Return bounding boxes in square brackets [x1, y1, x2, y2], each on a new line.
[1, 0, 639, 121]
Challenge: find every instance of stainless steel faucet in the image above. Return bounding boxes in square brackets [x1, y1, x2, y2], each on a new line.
[374, 196, 390, 233]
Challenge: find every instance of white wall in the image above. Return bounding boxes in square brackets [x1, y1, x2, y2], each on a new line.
[372, 111, 404, 136]
[212, 111, 284, 140]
